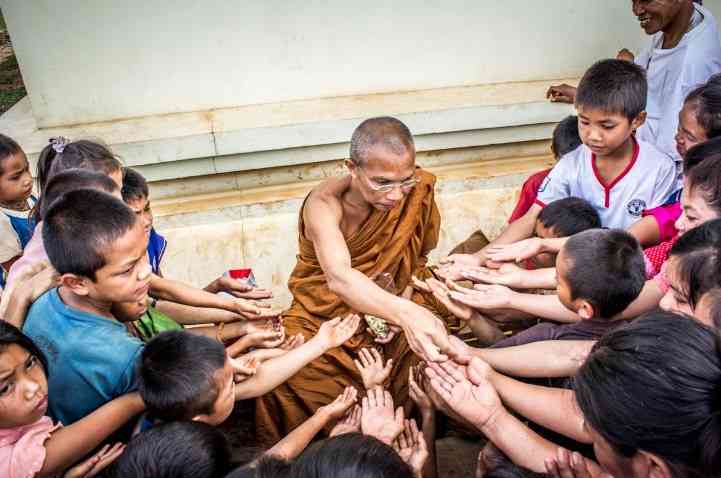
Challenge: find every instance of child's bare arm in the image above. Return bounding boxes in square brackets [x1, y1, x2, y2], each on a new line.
[440, 205, 542, 277]
[488, 370, 590, 444]
[39, 393, 145, 476]
[470, 339, 594, 378]
[233, 315, 360, 400]
[266, 386, 357, 460]
[154, 300, 246, 324]
[627, 215, 661, 247]
[462, 265, 558, 290]
[149, 274, 279, 321]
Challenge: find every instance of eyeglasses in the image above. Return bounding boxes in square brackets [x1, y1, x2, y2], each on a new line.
[358, 168, 420, 193]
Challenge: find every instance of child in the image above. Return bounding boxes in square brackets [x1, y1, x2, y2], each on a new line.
[448, 115, 581, 256]
[456, 229, 646, 347]
[444, 59, 678, 272]
[107, 421, 234, 478]
[0, 134, 36, 288]
[0, 321, 145, 477]
[138, 316, 359, 424]
[6, 138, 124, 290]
[22, 189, 149, 426]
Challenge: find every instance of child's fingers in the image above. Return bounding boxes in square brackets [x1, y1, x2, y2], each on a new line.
[353, 359, 364, 372]
[370, 347, 383, 363]
[394, 406, 404, 425]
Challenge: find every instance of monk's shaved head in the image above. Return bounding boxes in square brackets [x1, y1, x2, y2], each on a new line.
[350, 117, 415, 166]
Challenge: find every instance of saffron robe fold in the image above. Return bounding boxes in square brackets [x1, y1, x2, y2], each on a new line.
[256, 169, 452, 445]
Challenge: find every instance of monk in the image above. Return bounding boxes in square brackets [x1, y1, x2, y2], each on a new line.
[256, 116, 463, 445]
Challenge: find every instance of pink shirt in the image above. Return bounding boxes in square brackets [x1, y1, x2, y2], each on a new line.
[5, 223, 48, 291]
[0, 416, 61, 478]
[642, 201, 681, 243]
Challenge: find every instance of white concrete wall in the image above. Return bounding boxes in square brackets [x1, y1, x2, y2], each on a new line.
[1, 0, 646, 127]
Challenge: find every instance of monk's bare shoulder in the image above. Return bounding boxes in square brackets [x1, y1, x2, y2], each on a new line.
[303, 175, 351, 233]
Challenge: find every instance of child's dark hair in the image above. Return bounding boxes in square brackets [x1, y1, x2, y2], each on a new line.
[0, 321, 47, 375]
[289, 433, 414, 478]
[38, 169, 119, 219]
[700, 288, 721, 331]
[42, 189, 137, 279]
[562, 229, 645, 318]
[550, 115, 581, 159]
[107, 421, 233, 478]
[138, 331, 227, 422]
[0, 134, 22, 174]
[684, 74, 721, 140]
[683, 135, 721, 172]
[121, 167, 149, 202]
[34, 138, 123, 222]
[686, 154, 721, 216]
[668, 219, 721, 310]
[225, 456, 292, 478]
[537, 197, 601, 238]
[575, 59, 647, 121]
[574, 311, 721, 477]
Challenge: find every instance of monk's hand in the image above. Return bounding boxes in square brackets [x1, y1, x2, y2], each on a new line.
[354, 348, 394, 390]
[361, 387, 404, 445]
[400, 303, 467, 363]
[316, 314, 361, 350]
[546, 83, 576, 103]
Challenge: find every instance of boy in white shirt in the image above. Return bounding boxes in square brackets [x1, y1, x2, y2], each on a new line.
[443, 59, 678, 272]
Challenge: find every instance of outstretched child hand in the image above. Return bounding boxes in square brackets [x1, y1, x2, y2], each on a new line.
[414, 276, 473, 321]
[280, 333, 305, 350]
[461, 263, 529, 289]
[408, 364, 434, 416]
[63, 443, 126, 478]
[233, 298, 282, 320]
[205, 275, 273, 300]
[319, 386, 359, 422]
[426, 359, 503, 430]
[329, 405, 362, 437]
[315, 314, 361, 350]
[447, 284, 516, 312]
[361, 387, 404, 445]
[394, 419, 429, 478]
[545, 448, 611, 478]
[436, 253, 481, 281]
[354, 348, 393, 390]
[485, 238, 547, 264]
[230, 355, 259, 383]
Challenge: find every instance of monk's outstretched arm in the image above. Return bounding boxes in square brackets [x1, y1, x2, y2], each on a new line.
[305, 193, 456, 362]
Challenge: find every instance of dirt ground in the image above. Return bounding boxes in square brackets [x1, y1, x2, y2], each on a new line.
[0, 10, 27, 115]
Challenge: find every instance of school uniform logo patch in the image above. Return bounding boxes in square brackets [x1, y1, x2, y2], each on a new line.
[538, 176, 550, 193]
[627, 198, 646, 217]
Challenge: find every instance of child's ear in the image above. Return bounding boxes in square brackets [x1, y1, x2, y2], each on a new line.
[637, 450, 673, 478]
[59, 273, 91, 297]
[631, 111, 647, 131]
[577, 300, 595, 320]
[345, 159, 358, 177]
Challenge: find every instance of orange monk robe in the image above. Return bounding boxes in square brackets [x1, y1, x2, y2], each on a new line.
[256, 169, 454, 446]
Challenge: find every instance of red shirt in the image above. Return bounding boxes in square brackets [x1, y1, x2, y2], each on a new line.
[508, 169, 552, 223]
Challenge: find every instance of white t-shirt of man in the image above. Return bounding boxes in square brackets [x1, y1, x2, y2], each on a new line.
[535, 140, 678, 230]
[635, 3, 721, 179]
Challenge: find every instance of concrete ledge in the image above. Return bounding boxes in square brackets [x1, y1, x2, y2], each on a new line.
[0, 79, 575, 184]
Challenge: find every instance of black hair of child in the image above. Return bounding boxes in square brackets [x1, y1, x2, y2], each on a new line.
[106, 421, 233, 478]
[38, 169, 118, 220]
[0, 133, 22, 175]
[0, 321, 47, 375]
[225, 456, 292, 478]
[700, 288, 721, 331]
[551, 115, 581, 159]
[685, 73, 721, 140]
[121, 167, 149, 202]
[42, 189, 137, 280]
[574, 311, 721, 477]
[575, 59, 647, 121]
[537, 197, 601, 238]
[686, 154, 721, 217]
[683, 135, 721, 172]
[33, 138, 123, 223]
[563, 229, 645, 319]
[289, 433, 414, 478]
[138, 331, 227, 422]
[669, 218, 721, 309]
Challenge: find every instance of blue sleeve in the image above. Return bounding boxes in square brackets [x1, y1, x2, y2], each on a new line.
[113, 344, 142, 395]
